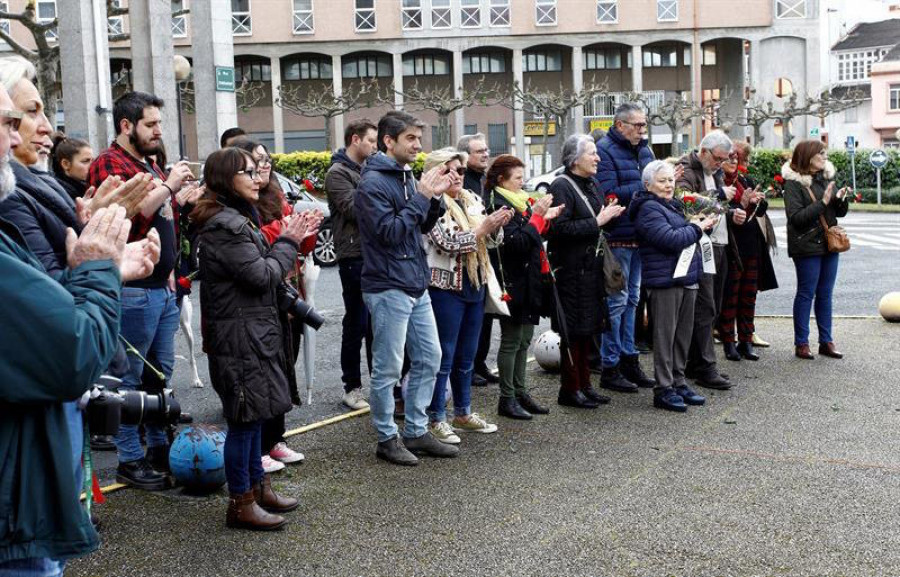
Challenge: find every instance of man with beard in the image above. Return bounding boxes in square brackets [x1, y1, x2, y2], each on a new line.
[88, 91, 193, 490]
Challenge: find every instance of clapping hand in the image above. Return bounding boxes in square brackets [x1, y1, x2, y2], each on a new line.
[597, 203, 626, 227]
[176, 182, 205, 207]
[474, 206, 513, 239]
[823, 182, 836, 205]
[298, 208, 324, 240]
[691, 214, 718, 231]
[80, 173, 156, 222]
[65, 204, 131, 271]
[418, 166, 452, 199]
[120, 227, 161, 282]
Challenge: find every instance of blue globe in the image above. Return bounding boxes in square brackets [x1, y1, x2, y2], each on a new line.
[169, 425, 226, 494]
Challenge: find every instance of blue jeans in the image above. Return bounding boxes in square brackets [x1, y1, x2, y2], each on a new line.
[601, 247, 642, 367]
[426, 288, 485, 422]
[63, 402, 82, 493]
[0, 558, 65, 577]
[793, 253, 839, 346]
[224, 420, 264, 494]
[115, 286, 180, 463]
[363, 290, 441, 443]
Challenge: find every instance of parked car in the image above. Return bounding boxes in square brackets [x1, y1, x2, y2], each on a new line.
[523, 166, 564, 193]
[275, 172, 336, 267]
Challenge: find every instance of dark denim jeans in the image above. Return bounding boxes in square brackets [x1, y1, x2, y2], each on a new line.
[793, 252, 839, 346]
[601, 247, 641, 367]
[224, 420, 264, 494]
[338, 258, 372, 392]
[0, 558, 65, 577]
[426, 287, 485, 422]
[115, 286, 179, 463]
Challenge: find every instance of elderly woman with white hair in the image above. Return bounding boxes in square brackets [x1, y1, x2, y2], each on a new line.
[546, 134, 626, 409]
[629, 160, 717, 412]
[422, 147, 513, 444]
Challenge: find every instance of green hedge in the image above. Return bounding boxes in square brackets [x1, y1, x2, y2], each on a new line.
[853, 187, 900, 205]
[748, 148, 900, 192]
[272, 151, 427, 193]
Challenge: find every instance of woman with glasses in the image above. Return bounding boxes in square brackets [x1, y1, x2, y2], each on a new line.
[781, 140, 850, 360]
[421, 148, 512, 444]
[193, 147, 316, 530]
[234, 140, 322, 472]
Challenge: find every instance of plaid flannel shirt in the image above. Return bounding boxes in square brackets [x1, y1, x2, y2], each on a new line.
[87, 141, 176, 241]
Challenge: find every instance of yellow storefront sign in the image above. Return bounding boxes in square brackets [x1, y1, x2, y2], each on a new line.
[589, 119, 613, 132]
[524, 121, 556, 137]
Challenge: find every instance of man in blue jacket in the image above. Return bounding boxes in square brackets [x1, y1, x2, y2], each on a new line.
[594, 103, 658, 393]
[356, 111, 458, 465]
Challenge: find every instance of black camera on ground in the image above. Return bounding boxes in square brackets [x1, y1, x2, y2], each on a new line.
[278, 282, 325, 331]
[81, 375, 182, 437]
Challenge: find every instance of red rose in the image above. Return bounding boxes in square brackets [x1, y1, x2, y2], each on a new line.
[774, 174, 785, 184]
[501, 292, 512, 302]
[682, 194, 696, 204]
[606, 194, 618, 204]
[303, 179, 314, 193]
[177, 276, 192, 290]
[527, 198, 535, 206]
[737, 165, 748, 174]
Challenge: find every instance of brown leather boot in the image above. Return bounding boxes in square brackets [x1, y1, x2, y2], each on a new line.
[818, 342, 844, 359]
[254, 474, 299, 513]
[226, 491, 287, 531]
[795, 344, 815, 360]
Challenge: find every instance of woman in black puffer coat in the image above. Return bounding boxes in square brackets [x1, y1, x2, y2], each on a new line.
[547, 134, 626, 409]
[194, 148, 313, 532]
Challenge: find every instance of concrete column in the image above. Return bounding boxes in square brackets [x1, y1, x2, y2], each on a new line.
[190, 0, 238, 160]
[720, 39, 745, 140]
[690, 35, 703, 149]
[453, 49, 464, 144]
[513, 47, 525, 168]
[631, 44, 643, 93]
[332, 55, 344, 145]
[748, 38, 762, 144]
[393, 53, 404, 109]
[571, 46, 584, 135]
[58, 0, 113, 152]
[269, 55, 285, 153]
[129, 0, 180, 158]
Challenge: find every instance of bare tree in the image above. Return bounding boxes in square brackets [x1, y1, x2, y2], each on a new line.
[0, 2, 60, 128]
[728, 89, 779, 146]
[276, 79, 380, 151]
[179, 77, 268, 114]
[377, 77, 503, 149]
[503, 81, 608, 174]
[623, 91, 709, 157]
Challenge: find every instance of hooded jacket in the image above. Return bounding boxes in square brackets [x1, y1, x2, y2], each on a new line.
[355, 152, 444, 297]
[0, 218, 120, 564]
[325, 148, 364, 261]
[629, 190, 703, 288]
[594, 127, 655, 243]
[781, 160, 849, 259]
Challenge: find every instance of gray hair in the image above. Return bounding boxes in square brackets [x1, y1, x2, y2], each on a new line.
[699, 129, 733, 154]
[423, 147, 468, 173]
[614, 102, 644, 124]
[0, 56, 37, 99]
[641, 160, 674, 187]
[456, 132, 486, 154]
[561, 134, 596, 170]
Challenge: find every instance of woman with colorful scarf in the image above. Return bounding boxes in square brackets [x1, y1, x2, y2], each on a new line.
[486, 154, 564, 420]
[423, 148, 512, 444]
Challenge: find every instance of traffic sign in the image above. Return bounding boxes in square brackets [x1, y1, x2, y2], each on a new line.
[846, 135, 856, 155]
[809, 126, 821, 138]
[215, 67, 235, 92]
[870, 149, 889, 169]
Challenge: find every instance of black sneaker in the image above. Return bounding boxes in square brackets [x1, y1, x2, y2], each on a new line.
[376, 436, 419, 466]
[475, 367, 499, 384]
[403, 432, 460, 458]
[116, 458, 169, 491]
[619, 354, 656, 388]
[599, 365, 639, 393]
[90, 434, 116, 451]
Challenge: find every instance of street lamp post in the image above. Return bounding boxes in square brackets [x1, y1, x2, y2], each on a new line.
[173, 55, 192, 160]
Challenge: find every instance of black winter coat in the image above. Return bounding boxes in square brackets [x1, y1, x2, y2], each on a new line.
[487, 191, 545, 325]
[782, 162, 849, 259]
[325, 148, 363, 261]
[546, 172, 608, 337]
[629, 191, 704, 289]
[198, 207, 298, 423]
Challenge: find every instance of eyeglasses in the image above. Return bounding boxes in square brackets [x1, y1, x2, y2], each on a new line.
[256, 156, 272, 167]
[0, 109, 23, 132]
[444, 166, 466, 176]
[471, 147, 489, 155]
[237, 168, 261, 180]
[622, 120, 648, 129]
[711, 152, 732, 164]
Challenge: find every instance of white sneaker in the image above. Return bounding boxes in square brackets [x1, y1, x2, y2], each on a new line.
[452, 413, 499, 434]
[269, 442, 305, 464]
[261, 454, 285, 473]
[428, 421, 461, 445]
[342, 388, 370, 410]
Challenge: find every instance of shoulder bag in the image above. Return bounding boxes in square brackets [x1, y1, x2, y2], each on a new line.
[806, 187, 850, 253]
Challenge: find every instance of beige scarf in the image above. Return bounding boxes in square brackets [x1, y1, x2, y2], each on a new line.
[444, 189, 492, 289]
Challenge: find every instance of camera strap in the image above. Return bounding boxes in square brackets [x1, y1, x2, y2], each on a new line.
[82, 420, 94, 517]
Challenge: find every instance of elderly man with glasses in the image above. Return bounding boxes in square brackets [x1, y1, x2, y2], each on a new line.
[676, 130, 747, 392]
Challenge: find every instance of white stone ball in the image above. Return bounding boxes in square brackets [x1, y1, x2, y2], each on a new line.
[173, 55, 192, 82]
[533, 330, 561, 372]
[879, 292, 900, 323]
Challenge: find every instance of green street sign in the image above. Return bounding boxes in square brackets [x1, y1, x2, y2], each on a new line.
[215, 66, 235, 92]
[809, 126, 820, 137]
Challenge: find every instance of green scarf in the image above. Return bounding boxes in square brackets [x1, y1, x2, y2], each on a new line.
[493, 186, 531, 213]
